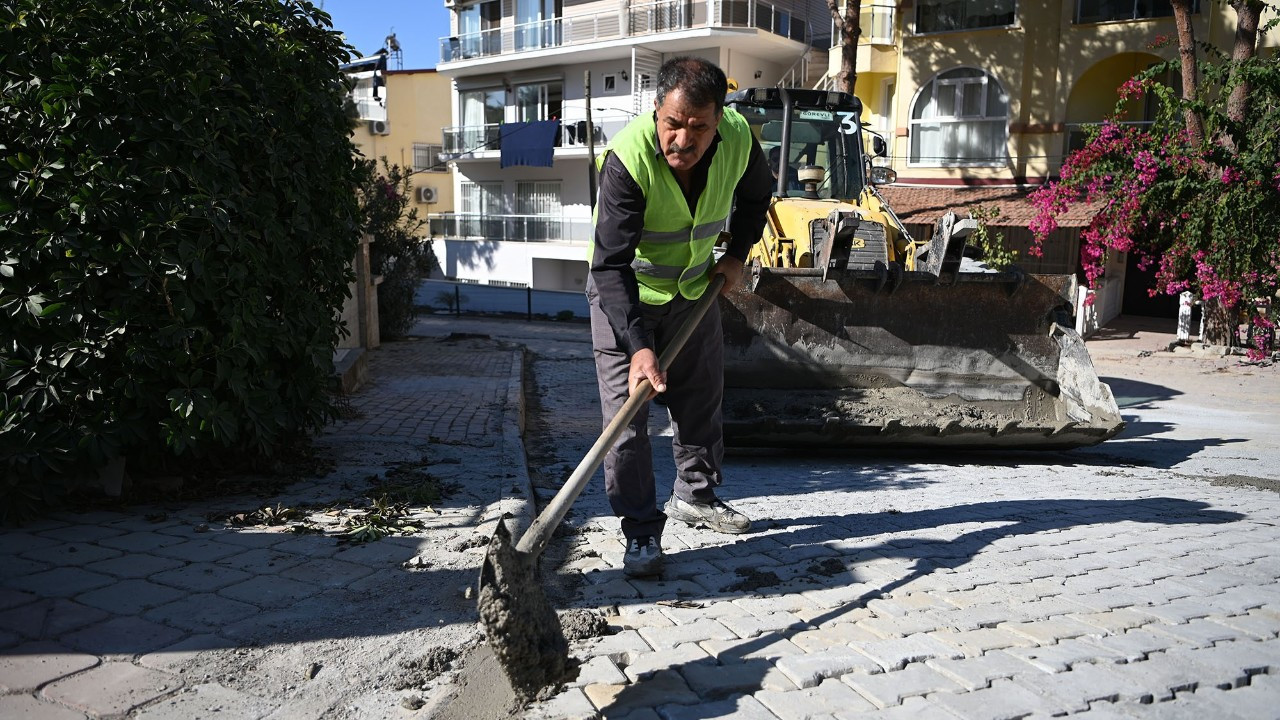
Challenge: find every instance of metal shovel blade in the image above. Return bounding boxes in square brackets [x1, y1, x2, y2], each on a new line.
[476, 518, 568, 701]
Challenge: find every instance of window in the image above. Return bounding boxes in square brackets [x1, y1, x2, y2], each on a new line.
[909, 67, 1009, 166]
[516, 181, 562, 241]
[515, 0, 562, 50]
[460, 182, 504, 238]
[916, 0, 1016, 33]
[459, 87, 505, 152]
[514, 81, 563, 123]
[1075, 0, 1196, 24]
[413, 144, 446, 173]
[456, 0, 500, 59]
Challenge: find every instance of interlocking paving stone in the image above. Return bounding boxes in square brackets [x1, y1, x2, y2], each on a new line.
[658, 694, 777, 720]
[931, 677, 1064, 719]
[570, 654, 629, 687]
[74, 578, 186, 615]
[1139, 598, 1223, 625]
[856, 612, 941, 638]
[144, 593, 260, 632]
[842, 662, 964, 708]
[150, 539, 243, 564]
[6, 568, 114, 598]
[575, 629, 653, 660]
[0, 694, 88, 719]
[621, 642, 715, 682]
[279, 558, 376, 587]
[96, 532, 186, 553]
[637, 618, 737, 651]
[0, 641, 98, 692]
[1162, 637, 1280, 677]
[83, 553, 185, 580]
[137, 634, 229, 673]
[20, 542, 123, 567]
[1073, 628, 1175, 663]
[931, 627, 1035, 657]
[213, 548, 308, 575]
[787, 622, 881, 652]
[523, 687, 599, 720]
[1013, 660, 1156, 706]
[848, 633, 965, 671]
[774, 651, 882, 689]
[1067, 608, 1155, 634]
[925, 650, 1045, 691]
[718, 611, 807, 639]
[0, 587, 38, 612]
[1104, 651, 1238, 702]
[60, 616, 185, 656]
[41, 661, 180, 717]
[755, 678, 877, 719]
[681, 658, 796, 696]
[584, 669, 699, 714]
[616, 604, 677, 629]
[131, 682, 278, 720]
[217, 575, 320, 608]
[699, 636, 805, 663]
[0, 599, 110, 641]
[1146, 617, 1248, 647]
[998, 616, 1107, 644]
[1002, 638, 1121, 673]
[35, 525, 127, 544]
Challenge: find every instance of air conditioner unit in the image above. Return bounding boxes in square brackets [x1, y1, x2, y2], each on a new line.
[416, 186, 438, 204]
[368, 119, 390, 135]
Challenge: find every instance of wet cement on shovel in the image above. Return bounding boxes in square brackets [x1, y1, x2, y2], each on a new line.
[476, 519, 570, 703]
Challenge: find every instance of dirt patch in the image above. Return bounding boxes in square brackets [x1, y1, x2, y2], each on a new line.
[558, 609, 611, 641]
[807, 558, 846, 577]
[724, 567, 783, 592]
[1210, 474, 1280, 493]
[389, 647, 460, 690]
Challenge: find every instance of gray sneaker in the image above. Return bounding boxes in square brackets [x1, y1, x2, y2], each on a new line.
[623, 535, 663, 577]
[664, 494, 752, 534]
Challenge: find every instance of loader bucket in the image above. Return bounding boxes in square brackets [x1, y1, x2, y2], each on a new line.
[719, 269, 1125, 450]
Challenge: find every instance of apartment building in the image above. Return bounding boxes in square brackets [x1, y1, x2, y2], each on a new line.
[856, 1, 1274, 322]
[343, 52, 456, 215]
[433, 0, 833, 291]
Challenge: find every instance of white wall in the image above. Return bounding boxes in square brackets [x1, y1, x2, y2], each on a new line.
[441, 238, 588, 289]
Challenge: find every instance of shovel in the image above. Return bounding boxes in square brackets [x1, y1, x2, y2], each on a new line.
[477, 273, 727, 701]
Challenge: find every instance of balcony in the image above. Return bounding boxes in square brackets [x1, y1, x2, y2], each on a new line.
[440, 0, 813, 63]
[428, 213, 594, 244]
[442, 110, 636, 159]
[1063, 121, 1153, 158]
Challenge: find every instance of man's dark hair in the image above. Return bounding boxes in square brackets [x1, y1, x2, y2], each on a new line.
[655, 56, 727, 113]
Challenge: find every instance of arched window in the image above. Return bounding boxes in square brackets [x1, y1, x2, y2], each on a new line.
[909, 68, 1009, 166]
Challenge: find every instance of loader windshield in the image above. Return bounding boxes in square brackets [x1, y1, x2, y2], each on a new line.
[729, 91, 867, 200]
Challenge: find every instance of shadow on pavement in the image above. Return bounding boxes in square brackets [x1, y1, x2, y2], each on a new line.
[1100, 377, 1184, 410]
[594, 496, 1243, 715]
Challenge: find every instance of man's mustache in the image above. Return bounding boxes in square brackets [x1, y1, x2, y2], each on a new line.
[666, 144, 692, 154]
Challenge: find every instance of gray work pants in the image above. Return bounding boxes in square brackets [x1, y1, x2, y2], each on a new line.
[587, 284, 726, 541]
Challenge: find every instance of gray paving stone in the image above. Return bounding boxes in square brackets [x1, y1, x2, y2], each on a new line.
[926, 650, 1045, 691]
[144, 593, 260, 632]
[524, 687, 599, 720]
[1105, 651, 1237, 702]
[659, 694, 777, 720]
[848, 633, 965, 672]
[218, 575, 320, 608]
[213, 548, 307, 574]
[95, 532, 185, 553]
[774, 650, 882, 689]
[583, 669, 698, 714]
[637, 618, 737, 651]
[615, 604, 677, 629]
[138, 634, 230, 673]
[1088, 628, 1179, 662]
[580, 578, 643, 603]
[74, 578, 187, 615]
[732, 594, 822, 617]
[60, 615, 186, 656]
[1, 533, 62, 556]
[6, 567, 114, 598]
[0, 598, 110, 640]
[931, 627, 1035, 657]
[1067, 608, 1155, 634]
[656, 600, 753, 624]
[575, 629, 653, 661]
[0, 693, 89, 719]
[83, 553, 185, 579]
[1003, 637, 1122, 673]
[1202, 587, 1274, 616]
[254, 535, 340, 558]
[1139, 598, 1223, 625]
[788, 622, 881, 652]
[856, 613, 941, 639]
[212, 530, 295, 549]
[41, 661, 180, 717]
[931, 677, 1063, 719]
[278, 557, 376, 588]
[36, 525, 127, 543]
[718, 611, 807, 639]
[132, 681, 277, 719]
[998, 616, 1106, 644]
[1161, 638, 1280, 677]
[621, 642, 715, 682]
[150, 539, 243, 563]
[699, 636, 804, 663]
[570, 654, 628, 687]
[20, 542, 123, 567]
[0, 587, 38, 612]
[848, 694, 964, 720]
[0, 641, 99, 692]
[331, 540, 421, 566]
[756, 678, 878, 719]
[681, 657, 796, 696]
[150, 562, 253, 593]
[925, 604, 1025, 632]
[1146, 617, 1248, 647]
[1013, 660, 1156, 706]
[842, 662, 963, 708]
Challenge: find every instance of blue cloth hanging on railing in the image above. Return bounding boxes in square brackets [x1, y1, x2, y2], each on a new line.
[499, 120, 560, 168]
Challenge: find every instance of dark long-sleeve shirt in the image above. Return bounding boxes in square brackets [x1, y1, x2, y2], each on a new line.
[589, 123, 774, 356]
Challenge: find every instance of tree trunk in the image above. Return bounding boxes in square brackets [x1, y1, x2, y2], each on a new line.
[1169, 0, 1204, 147]
[826, 0, 861, 94]
[1221, 0, 1264, 153]
[1202, 297, 1240, 348]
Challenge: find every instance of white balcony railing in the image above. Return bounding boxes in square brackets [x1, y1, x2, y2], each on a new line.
[440, 0, 816, 63]
[351, 97, 386, 122]
[829, 3, 895, 49]
[428, 213, 594, 244]
[442, 110, 639, 158]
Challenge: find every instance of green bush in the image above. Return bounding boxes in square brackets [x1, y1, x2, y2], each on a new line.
[358, 160, 435, 339]
[0, 0, 363, 519]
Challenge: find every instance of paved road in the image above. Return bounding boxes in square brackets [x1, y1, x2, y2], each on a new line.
[510, 315, 1280, 719]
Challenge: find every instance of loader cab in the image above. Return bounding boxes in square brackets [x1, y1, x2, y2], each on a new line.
[727, 87, 868, 200]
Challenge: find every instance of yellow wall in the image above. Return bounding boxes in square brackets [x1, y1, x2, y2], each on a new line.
[351, 69, 455, 214]
[876, 3, 1275, 183]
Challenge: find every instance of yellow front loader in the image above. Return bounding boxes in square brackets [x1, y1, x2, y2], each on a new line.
[719, 87, 1124, 449]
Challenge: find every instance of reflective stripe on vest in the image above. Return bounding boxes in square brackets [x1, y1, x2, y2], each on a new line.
[592, 108, 752, 305]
